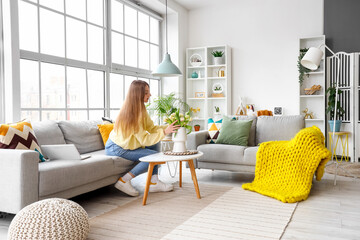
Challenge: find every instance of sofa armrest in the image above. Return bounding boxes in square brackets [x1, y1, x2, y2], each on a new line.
[187, 130, 208, 150]
[0, 149, 39, 214]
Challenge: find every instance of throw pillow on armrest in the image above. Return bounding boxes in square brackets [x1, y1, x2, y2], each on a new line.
[215, 116, 253, 146]
[97, 124, 114, 146]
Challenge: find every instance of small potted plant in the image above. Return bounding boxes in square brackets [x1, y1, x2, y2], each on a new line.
[214, 106, 221, 120]
[194, 124, 200, 132]
[326, 86, 345, 132]
[211, 51, 224, 65]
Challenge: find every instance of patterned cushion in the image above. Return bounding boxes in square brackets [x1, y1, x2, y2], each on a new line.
[207, 118, 223, 143]
[0, 120, 44, 162]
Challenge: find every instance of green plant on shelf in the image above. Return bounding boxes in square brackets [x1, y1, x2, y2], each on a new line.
[297, 48, 312, 85]
[214, 106, 220, 113]
[214, 86, 222, 91]
[211, 51, 224, 57]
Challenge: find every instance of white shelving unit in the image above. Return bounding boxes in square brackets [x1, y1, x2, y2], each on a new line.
[186, 45, 231, 130]
[299, 35, 326, 134]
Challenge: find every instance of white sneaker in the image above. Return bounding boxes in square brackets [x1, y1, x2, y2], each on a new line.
[149, 180, 174, 193]
[114, 180, 139, 197]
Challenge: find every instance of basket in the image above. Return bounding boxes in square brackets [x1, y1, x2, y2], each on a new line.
[304, 85, 321, 95]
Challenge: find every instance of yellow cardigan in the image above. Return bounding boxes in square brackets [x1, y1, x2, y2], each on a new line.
[109, 112, 167, 150]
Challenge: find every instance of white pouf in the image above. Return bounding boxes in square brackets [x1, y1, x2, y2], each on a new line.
[7, 198, 89, 240]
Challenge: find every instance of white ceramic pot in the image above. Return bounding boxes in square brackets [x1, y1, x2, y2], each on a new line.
[214, 57, 223, 65]
[172, 127, 187, 152]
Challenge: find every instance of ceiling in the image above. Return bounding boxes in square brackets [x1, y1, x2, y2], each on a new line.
[172, 0, 219, 10]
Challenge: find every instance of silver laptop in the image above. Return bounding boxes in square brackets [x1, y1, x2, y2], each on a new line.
[41, 144, 91, 160]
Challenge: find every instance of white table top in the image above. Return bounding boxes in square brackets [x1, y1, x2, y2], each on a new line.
[139, 151, 203, 163]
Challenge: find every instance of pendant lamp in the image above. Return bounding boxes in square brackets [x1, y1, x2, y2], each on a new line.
[152, 0, 182, 77]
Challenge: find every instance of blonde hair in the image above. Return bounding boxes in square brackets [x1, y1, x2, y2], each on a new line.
[114, 80, 149, 137]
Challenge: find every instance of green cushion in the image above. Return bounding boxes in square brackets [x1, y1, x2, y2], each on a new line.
[216, 116, 253, 146]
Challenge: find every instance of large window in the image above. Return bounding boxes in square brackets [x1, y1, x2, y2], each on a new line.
[17, 0, 161, 121]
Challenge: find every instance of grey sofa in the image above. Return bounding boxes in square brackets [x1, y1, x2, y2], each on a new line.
[187, 115, 305, 172]
[0, 120, 136, 214]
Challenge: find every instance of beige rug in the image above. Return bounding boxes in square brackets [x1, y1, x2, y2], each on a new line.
[326, 162, 360, 178]
[88, 184, 297, 240]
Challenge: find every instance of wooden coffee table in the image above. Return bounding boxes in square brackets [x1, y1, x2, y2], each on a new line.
[139, 151, 203, 205]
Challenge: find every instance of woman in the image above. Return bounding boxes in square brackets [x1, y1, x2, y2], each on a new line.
[105, 80, 179, 196]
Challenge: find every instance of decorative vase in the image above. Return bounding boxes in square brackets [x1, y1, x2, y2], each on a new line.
[328, 120, 342, 132]
[191, 71, 198, 78]
[213, 112, 222, 121]
[172, 127, 187, 152]
[214, 57, 223, 65]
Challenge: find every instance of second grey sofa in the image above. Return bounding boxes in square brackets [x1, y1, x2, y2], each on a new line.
[187, 115, 305, 172]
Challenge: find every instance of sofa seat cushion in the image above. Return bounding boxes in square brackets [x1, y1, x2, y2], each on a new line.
[197, 144, 246, 165]
[39, 155, 134, 197]
[57, 120, 103, 154]
[243, 146, 259, 166]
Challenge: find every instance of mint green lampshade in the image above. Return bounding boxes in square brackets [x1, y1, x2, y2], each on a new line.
[152, 53, 182, 77]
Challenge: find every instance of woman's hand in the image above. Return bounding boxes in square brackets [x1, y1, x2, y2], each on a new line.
[164, 121, 180, 135]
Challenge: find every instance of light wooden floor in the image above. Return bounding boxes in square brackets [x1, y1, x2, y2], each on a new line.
[1, 162, 360, 240]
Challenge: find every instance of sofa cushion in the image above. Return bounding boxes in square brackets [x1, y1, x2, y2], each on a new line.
[243, 146, 259, 166]
[32, 120, 66, 146]
[256, 115, 305, 145]
[57, 120, 103, 154]
[216, 117, 253, 146]
[197, 144, 246, 165]
[207, 118, 222, 143]
[97, 124, 114, 146]
[236, 116, 257, 146]
[38, 154, 134, 196]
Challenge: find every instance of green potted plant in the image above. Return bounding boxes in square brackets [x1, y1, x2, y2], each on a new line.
[194, 124, 200, 132]
[214, 106, 221, 120]
[326, 86, 345, 132]
[211, 51, 224, 65]
[297, 48, 312, 85]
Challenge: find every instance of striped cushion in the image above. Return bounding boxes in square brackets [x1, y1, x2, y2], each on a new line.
[0, 120, 44, 162]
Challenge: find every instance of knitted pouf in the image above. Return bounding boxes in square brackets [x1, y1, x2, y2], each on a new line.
[7, 198, 89, 240]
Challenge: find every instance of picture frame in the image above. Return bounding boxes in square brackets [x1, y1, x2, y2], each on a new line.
[274, 107, 283, 116]
[195, 92, 205, 98]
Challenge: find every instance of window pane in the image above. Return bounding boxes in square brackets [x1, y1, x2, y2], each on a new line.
[124, 75, 135, 96]
[111, 0, 123, 33]
[89, 110, 104, 120]
[110, 73, 123, 108]
[67, 67, 87, 108]
[40, 8, 65, 57]
[138, 41, 149, 70]
[150, 79, 159, 101]
[19, 1, 38, 52]
[88, 70, 104, 108]
[138, 12, 149, 41]
[88, 25, 104, 64]
[112, 32, 124, 64]
[150, 44, 159, 71]
[125, 36, 137, 67]
[65, 0, 86, 20]
[21, 111, 40, 122]
[87, 0, 103, 26]
[124, 5, 137, 37]
[20, 60, 39, 108]
[67, 110, 87, 120]
[41, 63, 65, 108]
[66, 17, 86, 61]
[42, 111, 65, 121]
[39, 0, 64, 12]
[150, 17, 159, 44]
[110, 110, 119, 120]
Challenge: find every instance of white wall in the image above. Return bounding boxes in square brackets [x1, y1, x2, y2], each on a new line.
[186, 0, 324, 115]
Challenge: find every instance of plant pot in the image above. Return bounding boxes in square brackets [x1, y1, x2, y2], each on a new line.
[328, 120, 342, 132]
[172, 127, 187, 152]
[213, 113, 222, 121]
[194, 125, 200, 131]
[214, 57, 223, 65]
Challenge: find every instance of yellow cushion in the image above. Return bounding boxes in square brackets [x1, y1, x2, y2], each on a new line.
[97, 124, 114, 146]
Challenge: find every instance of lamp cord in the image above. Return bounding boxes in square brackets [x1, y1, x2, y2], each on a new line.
[165, 0, 168, 53]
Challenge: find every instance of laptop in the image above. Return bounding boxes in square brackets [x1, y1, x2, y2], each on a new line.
[41, 144, 91, 160]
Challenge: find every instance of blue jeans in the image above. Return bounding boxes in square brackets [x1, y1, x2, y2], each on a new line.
[105, 139, 158, 176]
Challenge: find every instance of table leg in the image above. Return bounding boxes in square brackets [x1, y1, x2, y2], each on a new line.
[179, 161, 182, 187]
[187, 159, 201, 199]
[143, 162, 155, 205]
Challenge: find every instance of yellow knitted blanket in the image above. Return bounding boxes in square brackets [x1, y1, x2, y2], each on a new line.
[242, 126, 331, 203]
